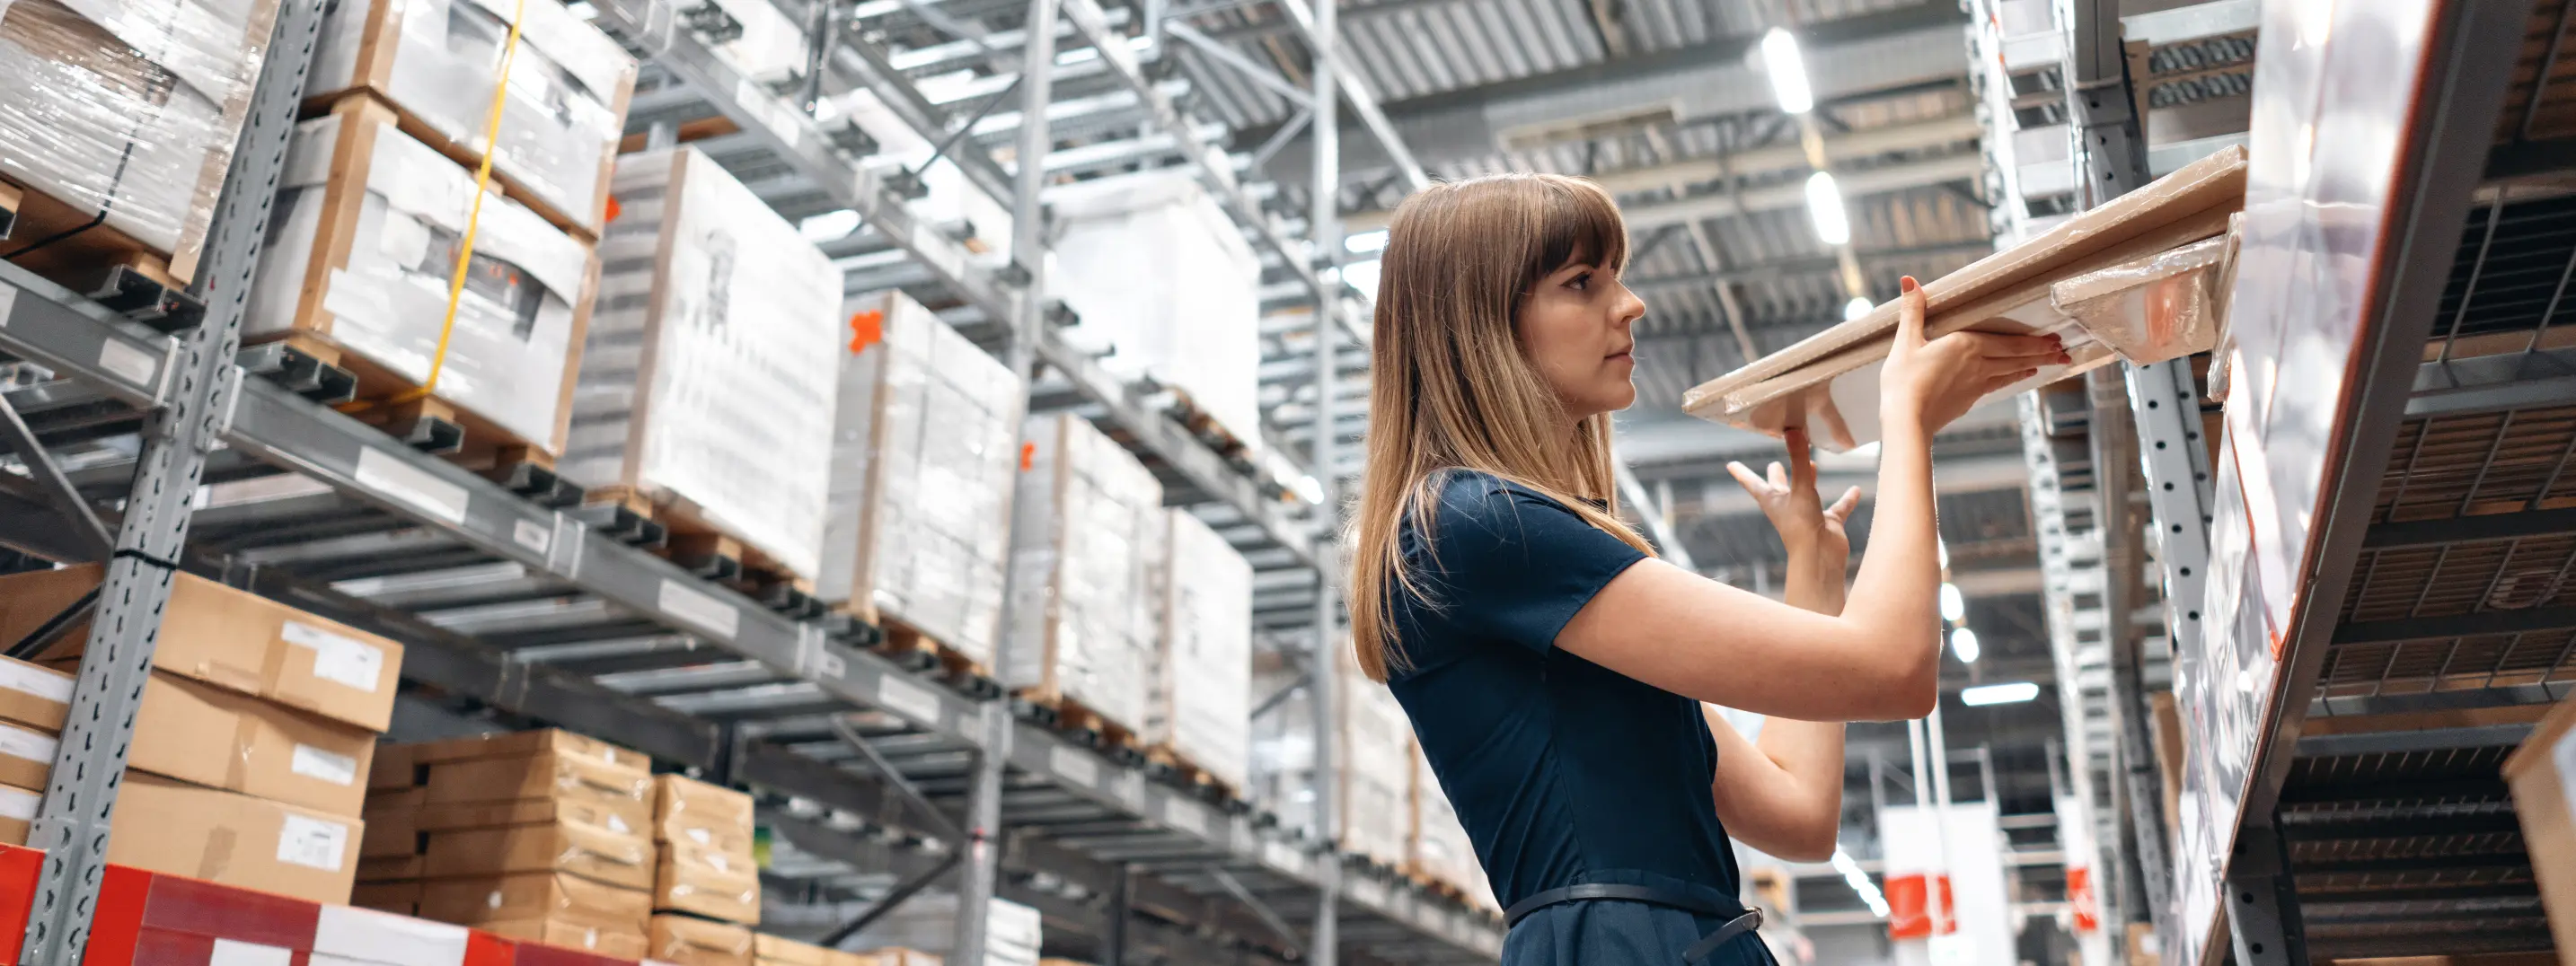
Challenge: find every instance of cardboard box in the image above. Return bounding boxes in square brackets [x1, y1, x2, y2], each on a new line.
[370, 741, 421, 790]
[648, 914, 754, 966]
[653, 846, 761, 925]
[423, 749, 654, 836]
[244, 96, 598, 457]
[405, 728, 648, 770]
[654, 774, 754, 853]
[361, 786, 425, 858]
[308, 0, 636, 235]
[419, 871, 650, 931]
[1003, 414, 1164, 734]
[1145, 507, 1252, 795]
[0, 719, 53, 790]
[351, 880, 421, 916]
[0, 0, 278, 286]
[0, 566, 402, 731]
[479, 918, 648, 960]
[0, 784, 35, 845]
[358, 854, 426, 883]
[0, 655, 69, 733]
[2503, 696, 2576, 964]
[858, 949, 942, 966]
[107, 773, 362, 907]
[567, 146, 842, 581]
[128, 671, 378, 817]
[817, 289, 1020, 667]
[753, 935, 834, 966]
[424, 819, 655, 890]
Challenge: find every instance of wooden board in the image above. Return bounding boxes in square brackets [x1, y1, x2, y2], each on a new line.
[1144, 743, 1243, 804]
[270, 332, 562, 470]
[587, 484, 813, 592]
[1017, 688, 1142, 753]
[0, 174, 191, 292]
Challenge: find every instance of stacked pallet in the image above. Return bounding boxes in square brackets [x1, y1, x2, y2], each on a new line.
[0, 0, 279, 290]
[648, 774, 763, 962]
[569, 145, 844, 586]
[822, 288, 1021, 676]
[1407, 744, 1498, 911]
[850, 892, 1037, 966]
[359, 729, 659, 960]
[1144, 508, 1254, 799]
[1005, 413, 1166, 747]
[1337, 647, 1416, 868]
[0, 566, 405, 907]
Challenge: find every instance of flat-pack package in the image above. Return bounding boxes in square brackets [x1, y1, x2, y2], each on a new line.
[308, 0, 636, 234]
[819, 289, 1020, 665]
[1005, 413, 1164, 735]
[1408, 745, 1497, 910]
[649, 912, 754, 966]
[109, 774, 362, 907]
[1682, 145, 2248, 451]
[1337, 652, 1415, 867]
[247, 97, 595, 454]
[850, 892, 1039, 966]
[2505, 696, 2576, 962]
[1145, 508, 1252, 794]
[0, 0, 277, 285]
[569, 146, 842, 579]
[1047, 170, 1264, 454]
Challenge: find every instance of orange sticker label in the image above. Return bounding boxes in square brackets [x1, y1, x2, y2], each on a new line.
[1020, 442, 1036, 472]
[604, 195, 622, 223]
[848, 310, 885, 355]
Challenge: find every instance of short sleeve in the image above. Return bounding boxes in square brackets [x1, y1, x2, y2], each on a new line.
[1407, 472, 1650, 654]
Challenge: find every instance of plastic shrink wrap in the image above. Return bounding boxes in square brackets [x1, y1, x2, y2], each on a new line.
[1243, 645, 1416, 865]
[1005, 413, 1162, 735]
[846, 892, 1037, 966]
[246, 97, 595, 454]
[1047, 170, 1265, 455]
[2048, 233, 2232, 365]
[568, 146, 841, 579]
[0, 0, 278, 284]
[1146, 508, 1253, 795]
[309, 0, 637, 234]
[819, 289, 1020, 668]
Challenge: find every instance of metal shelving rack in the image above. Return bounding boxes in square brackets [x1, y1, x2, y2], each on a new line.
[0, 0, 1504, 963]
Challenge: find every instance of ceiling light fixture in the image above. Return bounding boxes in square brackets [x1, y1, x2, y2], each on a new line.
[1962, 681, 2041, 707]
[1804, 171, 1850, 246]
[1938, 582, 1964, 623]
[1951, 628, 1981, 664]
[1760, 29, 1814, 114]
[1844, 296, 1873, 321]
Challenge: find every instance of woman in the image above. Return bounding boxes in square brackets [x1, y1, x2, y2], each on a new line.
[1348, 173, 2066, 965]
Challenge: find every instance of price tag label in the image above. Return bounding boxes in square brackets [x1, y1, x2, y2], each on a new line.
[875, 674, 943, 725]
[1049, 744, 1098, 787]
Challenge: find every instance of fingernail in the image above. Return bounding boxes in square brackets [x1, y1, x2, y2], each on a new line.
[1900, 277, 1919, 294]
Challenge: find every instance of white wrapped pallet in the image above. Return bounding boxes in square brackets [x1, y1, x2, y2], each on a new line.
[1145, 508, 1252, 795]
[1409, 743, 1498, 911]
[1005, 413, 1162, 738]
[568, 146, 841, 579]
[1046, 171, 1264, 456]
[1339, 655, 1416, 867]
[818, 289, 1020, 669]
[850, 891, 1038, 966]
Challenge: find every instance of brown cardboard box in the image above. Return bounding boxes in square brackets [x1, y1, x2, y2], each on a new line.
[648, 914, 754, 966]
[360, 792, 425, 859]
[0, 718, 52, 790]
[358, 854, 425, 883]
[424, 750, 654, 836]
[480, 918, 648, 960]
[0, 566, 402, 731]
[129, 672, 378, 817]
[654, 773, 755, 853]
[861, 951, 941, 966]
[407, 729, 648, 771]
[0, 655, 70, 733]
[418, 871, 650, 931]
[371, 741, 421, 791]
[2503, 696, 2576, 964]
[352, 880, 421, 916]
[653, 846, 761, 925]
[753, 935, 834, 966]
[106, 773, 362, 906]
[425, 819, 654, 890]
[0, 784, 36, 845]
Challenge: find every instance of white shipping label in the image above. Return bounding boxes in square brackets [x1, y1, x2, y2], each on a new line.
[292, 743, 360, 786]
[1049, 745, 1098, 786]
[208, 938, 296, 966]
[278, 814, 351, 870]
[1347, 876, 1388, 907]
[875, 674, 942, 724]
[2555, 725, 2576, 813]
[606, 813, 631, 834]
[0, 661, 72, 703]
[0, 724, 55, 765]
[97, 338, 158, 388]
[1162, 799, 1206, 836]
[282, 620, 387, 692]
[658, 579, 742, 637]
[0, 786, 38, 821]
[354, 446, 471, 524]
[513, 519, 551, 554]
[687, 828, 711, 846]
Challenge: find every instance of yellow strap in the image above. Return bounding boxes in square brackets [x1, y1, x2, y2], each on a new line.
[372, 0, 528, 409]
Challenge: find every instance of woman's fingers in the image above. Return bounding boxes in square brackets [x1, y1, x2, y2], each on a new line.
[1827, 485, 1863, 522]
[1767, 461, 1788, 492]
[1786, 428, 1817, 493]
[1980, 369, 2041, 395]
[1893, 277, 1927, 349]
[1726, 461, 1769, 497]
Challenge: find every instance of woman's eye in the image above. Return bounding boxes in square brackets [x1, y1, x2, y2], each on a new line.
[1567, 272, 1592, 291]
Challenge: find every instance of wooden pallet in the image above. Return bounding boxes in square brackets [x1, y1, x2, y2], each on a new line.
[1144, 744, 1243, 804]
[0, 180, 19, 242]
[869, 615, 1000, 697]
[0, 176, 202, 290]
[1018, 689, 1142, 753]
[586, 484, 816, 606]
[1164, 385, 1257, 464]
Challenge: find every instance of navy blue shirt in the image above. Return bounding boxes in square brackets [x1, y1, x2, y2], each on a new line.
[1388, 470, 1744, 913]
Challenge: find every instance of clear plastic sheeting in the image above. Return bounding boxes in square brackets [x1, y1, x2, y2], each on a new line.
[2049, 233, 2234, 366]
[818, 289, 1020, 667]
[1146, 508, 1253, 794]
[0, 0, 278, 280]
[1005, 413, 1163, 734]
[570, 146, 841, 578]
[246, 101, 594, 452]
[310, 0, 636, 233]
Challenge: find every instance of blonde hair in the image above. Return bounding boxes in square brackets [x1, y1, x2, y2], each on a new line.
[1346, 172, 1654, 682]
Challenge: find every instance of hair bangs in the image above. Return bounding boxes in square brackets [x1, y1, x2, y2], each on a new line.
[1534, 178, 1629, 277]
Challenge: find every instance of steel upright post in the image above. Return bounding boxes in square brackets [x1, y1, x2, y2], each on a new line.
[1308, 0, 1344, 961]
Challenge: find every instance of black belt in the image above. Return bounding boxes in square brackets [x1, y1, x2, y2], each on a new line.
[1504, 883, 1765, 963]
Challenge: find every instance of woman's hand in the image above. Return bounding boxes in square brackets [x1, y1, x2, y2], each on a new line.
[1727, 426, 1862, 565]
[1880, 276, 2070, 435]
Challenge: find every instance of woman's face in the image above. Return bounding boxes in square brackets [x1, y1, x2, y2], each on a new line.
[1517, 258, 1647, 421]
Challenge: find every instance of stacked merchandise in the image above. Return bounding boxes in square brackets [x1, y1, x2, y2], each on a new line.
[0, 566, 404, 906]
[649, 775, 763, 951]
[307, 0, 637, 236]
[1046, 170, 1266, 458]
[244, 96, 598, 458]
[0, 654, 66, 846]
[571, 145, 843, 582]
[1244, 659, 1319, 833]
[364, 729, 658, 960]
[821, 289, 1021, 668]
[1144, 508, 1254, 797]
[0, 0, 279, 287]
[2505, 697, 2576, 955]
[648, 913, 757, 966]
[1407, 745, 1498, 911]
[851, 891, 1038, 966]
[754, 935, 881, 966]
[1337, 646, 1415, 867]
[1005, 413, 1164, 741]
